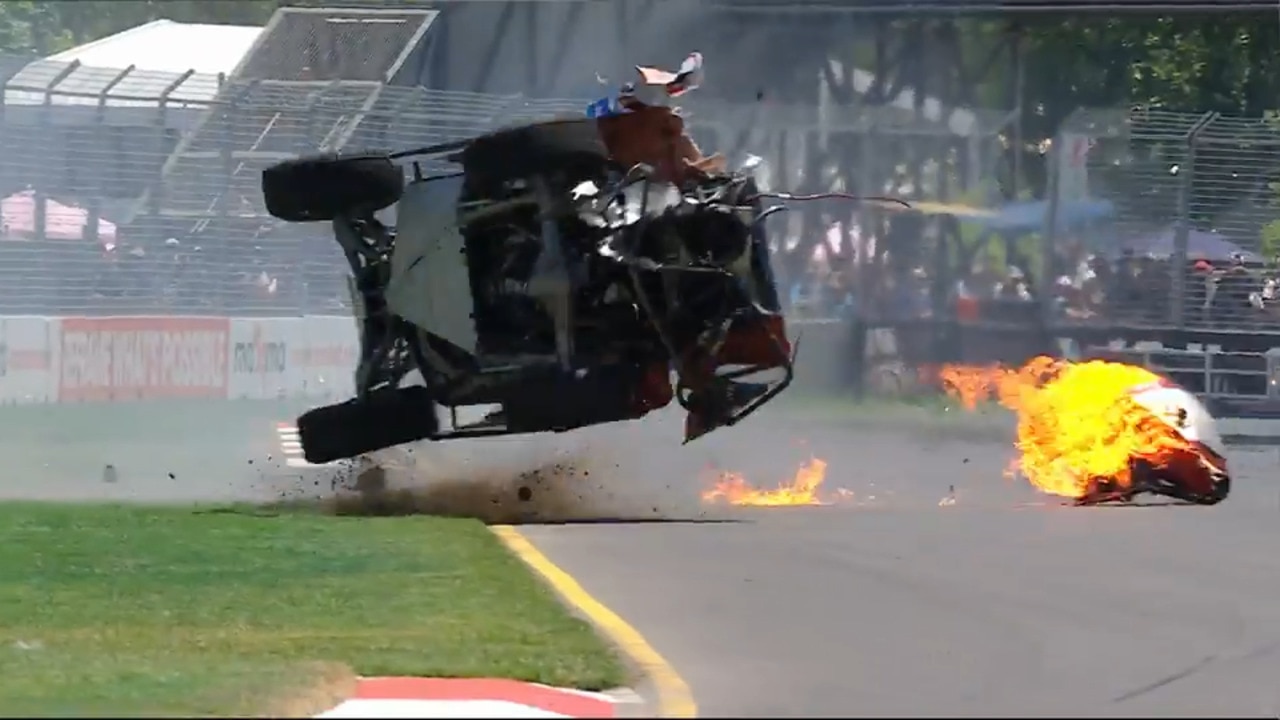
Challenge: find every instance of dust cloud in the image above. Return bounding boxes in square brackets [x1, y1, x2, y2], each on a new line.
[282, 397, 1021, 522]
[283, 407, 729, 523]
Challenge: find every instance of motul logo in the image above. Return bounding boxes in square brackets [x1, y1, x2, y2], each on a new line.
[233, 340, 286, 374]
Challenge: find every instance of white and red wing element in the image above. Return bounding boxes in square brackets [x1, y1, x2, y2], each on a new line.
[1123, 380, 1230, 503]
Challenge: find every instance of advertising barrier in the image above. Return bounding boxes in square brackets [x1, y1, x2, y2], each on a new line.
[5, 314, 1280, 414]
[0, 316, 56, 404]
[0, 315, 360, 405]
[224, 315, 358, 401]
[59, 316, 231, 402]
[0, 314, 851, 406]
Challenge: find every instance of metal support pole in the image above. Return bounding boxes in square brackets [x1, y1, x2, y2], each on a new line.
[149, 69, 195, 216]
[85, 65, 133, 247]
[857, 128, 880, 321]
[1040, 133, 1062, 328]
[1010, 23, 1025, 201]
[1171, 111, 1217, 329]
[36, 61, 80, 243]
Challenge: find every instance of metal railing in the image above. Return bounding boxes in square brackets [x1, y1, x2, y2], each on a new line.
[1083, 342, 1280, 413]
[1046, 107, 1280, 333]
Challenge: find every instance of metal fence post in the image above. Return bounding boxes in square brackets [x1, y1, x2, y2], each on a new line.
[88, 65, 134, 249]
[37, 61, 80, 243]
[856, 123, 878, 322]
[149, 69, 195, 216]
[1040, 131, 1062, 327]
[1172, 112, 1217, 329]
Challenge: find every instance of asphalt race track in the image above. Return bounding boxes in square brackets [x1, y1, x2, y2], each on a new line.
[517, 412, 1280, 717]
[8, 397, 1280, 717]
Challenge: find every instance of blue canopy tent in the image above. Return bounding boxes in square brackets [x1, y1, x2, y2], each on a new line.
[1116, 227, 1261, 263]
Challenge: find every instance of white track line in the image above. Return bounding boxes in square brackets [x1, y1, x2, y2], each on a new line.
[277, 423, 321, 468]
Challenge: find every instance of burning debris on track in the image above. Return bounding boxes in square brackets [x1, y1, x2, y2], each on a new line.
[699, 457, 956, 508]
[701, 458, 832, 506]
[938, 356, 1230, 507]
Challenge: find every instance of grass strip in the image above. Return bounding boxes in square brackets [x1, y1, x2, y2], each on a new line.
[0, 503, 625, 717]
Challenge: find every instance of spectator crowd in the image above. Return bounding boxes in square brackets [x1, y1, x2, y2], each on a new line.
[0, 230, 353, 316]
[775, 233, 1280, 331]
[4, 217, 1280, 334]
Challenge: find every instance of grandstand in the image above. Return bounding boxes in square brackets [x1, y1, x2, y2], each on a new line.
[0, 7, 592, 316]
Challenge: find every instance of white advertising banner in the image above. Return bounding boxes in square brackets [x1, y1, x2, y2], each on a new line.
[292, 315, 359, 400]
[227, 316, 360, 401]
[227, 317, 298, 400]
[0, 315, 55, 404]
[0, 314, 364, 404]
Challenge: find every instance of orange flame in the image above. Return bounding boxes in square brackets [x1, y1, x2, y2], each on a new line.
[938, 357, 1196, 499]
[701, 458, 828, 506]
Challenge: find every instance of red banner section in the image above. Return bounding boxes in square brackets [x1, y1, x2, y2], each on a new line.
[58, 316, 230, 402]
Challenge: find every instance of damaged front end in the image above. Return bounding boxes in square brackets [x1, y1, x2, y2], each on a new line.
[574, 168, 796, 443]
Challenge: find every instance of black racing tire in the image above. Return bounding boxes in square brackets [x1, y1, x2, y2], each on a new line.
[262, 153, 404, 222]
[296, 385, 439, 464]
[460, 119, 612, 186]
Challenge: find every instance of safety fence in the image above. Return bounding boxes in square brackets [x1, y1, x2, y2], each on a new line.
[0, 313, 855, 406]
[0, 46, 1021, 320]
[0, 314, 357, 404]
[1047, 107, 1280, 333]
[4, 310, 1277, 443]
[847, 311, 1280, 422]
[1080, 342, 1280, 418]
[0, 51, 591, 317]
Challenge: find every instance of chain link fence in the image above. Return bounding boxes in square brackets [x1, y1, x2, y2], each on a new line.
[0, 51, 598, 317]
[676, 96, 1018, 399]
[0, 37, 1018, 328]
[684, 96, 1015, 329]
[1048, 107, 1280, 333]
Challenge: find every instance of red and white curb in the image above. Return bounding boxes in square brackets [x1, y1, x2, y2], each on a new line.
[314, 677, 640, 718]
[277, 423, 319, 468]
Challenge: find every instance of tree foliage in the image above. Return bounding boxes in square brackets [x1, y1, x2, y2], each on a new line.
[0, 4, 1272, 122]
[0, 2, 310, 55]
[1018, 14, 1280, 139]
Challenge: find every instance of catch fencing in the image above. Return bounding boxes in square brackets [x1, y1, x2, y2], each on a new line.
[0, 52, 592, 317]
[0, 47, 1027, 404]
[1047, 107, 1280, 333]
[0, 48, 1020, 324]
[682, 96, 1017, 323]
[846, 107, 1280, 402]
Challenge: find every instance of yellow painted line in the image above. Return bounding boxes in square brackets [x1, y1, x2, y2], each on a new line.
[490, 525, 698, 718]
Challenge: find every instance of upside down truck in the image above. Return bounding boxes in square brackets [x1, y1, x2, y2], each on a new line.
[261, 54, 825, 464]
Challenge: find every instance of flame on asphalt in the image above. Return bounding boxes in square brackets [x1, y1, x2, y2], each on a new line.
[701, 458, 830, 506]
[937, 356, 1196, 499]
[701, 459, 957, 508]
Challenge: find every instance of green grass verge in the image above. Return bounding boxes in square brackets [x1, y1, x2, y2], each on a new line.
[0, 503, 626, 717]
